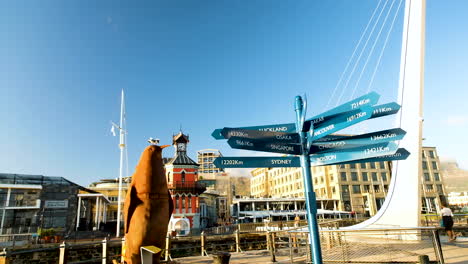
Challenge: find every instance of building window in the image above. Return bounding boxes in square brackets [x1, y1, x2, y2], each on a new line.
[363, 185, 370, 192]
[175, 195, 179, 209]
[167, 172, 171, 183]
[349, 163, 356, 169]
[340, 172, 347, 181]
[434, 173, 440, 181]
[362, 172, 368, 181]
[181, 171, 186, 183]
[422, 161, 428, 170]
[341, 185, 349, 193]
[424, 173, 431, 181]
[429, 151, 435, 158]
[370, 163, 376, 169]
[379, 162, 385, 169]
[426, 184, 433, 191]
[381, 172, 387, 182]
[188, 195, 192, 208]
[432, 162, 438, 170]
[352, 185, 361, 194]
[351, 172, 358, 181]
[332, 187, 336, 193]
[372, 172, 378, 181]
[374, 185, 381, 192]
[360, 163, 367, 169]
[422, 151, 425, 158]
[182, 195, 186, 208]
[436, 184, 443, 193]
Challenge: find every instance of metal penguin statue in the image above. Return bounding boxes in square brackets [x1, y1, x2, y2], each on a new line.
[123, 144, 173, 264]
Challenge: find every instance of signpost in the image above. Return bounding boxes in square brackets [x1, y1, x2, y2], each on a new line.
[211, 92, 409, 264]
[213, 156, 301, 168]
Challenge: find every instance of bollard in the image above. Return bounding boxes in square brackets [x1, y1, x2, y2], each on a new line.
[212, 252, 231, 264]
[268, 232, 276, 262]
[165, 233, 171, 261]
[59, 241, 66, 264]
[235, 230, 240, 253]
[201, 231, 206, 256]
[102, 237, 108, 264]
[418, 255, 430, 264]
[0, 248, 9, 264]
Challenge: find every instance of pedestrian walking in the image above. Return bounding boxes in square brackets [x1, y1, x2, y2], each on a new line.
[440, 204, 456, 241]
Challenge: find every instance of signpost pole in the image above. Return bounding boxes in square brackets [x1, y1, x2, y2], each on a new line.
[295, 96, 322, 264]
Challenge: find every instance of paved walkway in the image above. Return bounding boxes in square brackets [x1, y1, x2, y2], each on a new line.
[173, 236, 468, 264]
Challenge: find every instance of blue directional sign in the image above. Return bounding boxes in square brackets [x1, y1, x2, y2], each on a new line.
[211, 123, 296, 140]
[304, 91, 380, 131]
[211, 92, 410, 264]
[331, 148, 410, 165]
[370, 102, 400, 119]
[227, 137, 302, 155]
[310, 128, 406, 154]
[309, 142, 398, 166]
[311, 106, 374, 141]
[213, 156, 301, 168]
[220, 128, 300, 143]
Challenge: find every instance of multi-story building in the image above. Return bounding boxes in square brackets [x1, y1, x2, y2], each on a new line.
[166, 132, 206, 229]
[197, 149, 224, 177]
[421, 146, 447, 212]
[250, 146, 447, 216]
[0, 173, 96, 237]
[230, 197, 342, 223]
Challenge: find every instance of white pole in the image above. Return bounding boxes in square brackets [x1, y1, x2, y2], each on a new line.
[116, 89, 125, 237]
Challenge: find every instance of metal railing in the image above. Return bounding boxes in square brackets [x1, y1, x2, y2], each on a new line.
[423, 214, 468, 227]
[1, 226, 447, 263]
[270, 227, 444, 263]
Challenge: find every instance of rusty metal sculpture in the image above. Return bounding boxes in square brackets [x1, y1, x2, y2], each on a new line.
[124, 144, 173, 264]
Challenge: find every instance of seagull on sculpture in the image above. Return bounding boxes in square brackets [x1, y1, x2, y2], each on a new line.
[147, 138, 160, 145]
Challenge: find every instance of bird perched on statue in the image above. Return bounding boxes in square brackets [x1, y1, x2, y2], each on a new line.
[147, 137, 160, 145]
[123, 144, 173, 264]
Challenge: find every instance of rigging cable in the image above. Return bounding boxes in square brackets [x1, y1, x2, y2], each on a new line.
[334, 0, 391, 107]
[348, 0, 398, 100]
[324, 0, 385, 110]
[366, 0, 405, 93]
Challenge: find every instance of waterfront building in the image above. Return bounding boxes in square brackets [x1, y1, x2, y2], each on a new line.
[230, 197, 343, 223]
[85, 178, 129, 230]
[166, 132, 206, 229]
[448, 191, 468, 208]
[250, 146, 447, 216]
[0, 173, 98, 237]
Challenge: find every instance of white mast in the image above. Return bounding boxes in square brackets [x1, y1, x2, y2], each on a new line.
[352, 0, 426, 229]
[116, 89, 125, 237]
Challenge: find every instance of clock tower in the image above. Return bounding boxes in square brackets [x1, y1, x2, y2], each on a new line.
[165, 131, 205, 229]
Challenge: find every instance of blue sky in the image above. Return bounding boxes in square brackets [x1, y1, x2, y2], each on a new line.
[1, 1, 467, 186]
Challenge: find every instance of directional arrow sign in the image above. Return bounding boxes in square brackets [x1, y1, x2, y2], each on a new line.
[220, 128, 300, 143]
[211, 98, 399, 141]
[213, 157, 301, 168]
[227, 137, 302, 155]
[331, 148, 410, 165]
[309, 142, 398, 166]
[211, 123, 296, 140]
[310, 128, 406, 154]
[370, 102, 400, 119]
[303, 91, 380, 131]
[311, 106, 374, 141]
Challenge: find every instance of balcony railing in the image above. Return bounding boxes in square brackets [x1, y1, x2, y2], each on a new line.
[168, 181, 206, 194]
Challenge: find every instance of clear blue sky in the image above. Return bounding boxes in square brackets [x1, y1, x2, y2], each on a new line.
[1, 1, 467, 186]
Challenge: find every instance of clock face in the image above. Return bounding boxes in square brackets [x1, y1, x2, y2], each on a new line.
[177, 143, 186, 151]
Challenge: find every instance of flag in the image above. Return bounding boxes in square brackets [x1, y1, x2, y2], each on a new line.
[111, 125, 116, 136]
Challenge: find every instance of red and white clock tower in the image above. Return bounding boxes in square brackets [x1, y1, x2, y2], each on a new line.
[165, 132, 206, 229]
